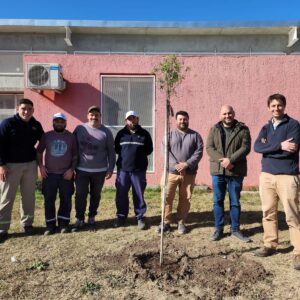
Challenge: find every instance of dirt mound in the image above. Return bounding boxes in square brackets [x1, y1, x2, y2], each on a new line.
[127, 249, 271, 299]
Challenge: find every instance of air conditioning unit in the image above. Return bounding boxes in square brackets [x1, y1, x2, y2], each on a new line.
[26, 63, 66, 91]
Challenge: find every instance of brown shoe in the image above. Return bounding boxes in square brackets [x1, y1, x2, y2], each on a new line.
[293, 255, 300, 270]
[253, 247, 276, 257]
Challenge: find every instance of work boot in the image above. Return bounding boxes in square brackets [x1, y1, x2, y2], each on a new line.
[178, 224, 187, 235]
[210, 230, 223, 241]
[253, 247, 276, 257]
[231, 230, 251, 243]
[293, 255, 300, 271]
[156, 223, 171, 234]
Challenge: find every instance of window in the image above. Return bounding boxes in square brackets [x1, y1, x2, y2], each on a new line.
[0, 94, 23, 122]
[101, 76, 155, 171]
[0, 52, 23, 73]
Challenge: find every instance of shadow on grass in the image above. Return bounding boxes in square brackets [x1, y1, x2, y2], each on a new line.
[84, 211, 288, 236]
[7, 226, 45, 239]
[5, 210, 286, 237]
[89, 210, 288, 237]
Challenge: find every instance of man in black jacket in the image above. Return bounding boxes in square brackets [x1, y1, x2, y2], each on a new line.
[114, 110, 153, 229]
[0, 98, 44, 242]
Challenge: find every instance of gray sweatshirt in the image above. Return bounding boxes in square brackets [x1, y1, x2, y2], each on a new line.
[167, 128, 203, 175]
[74, 123, 116, 173]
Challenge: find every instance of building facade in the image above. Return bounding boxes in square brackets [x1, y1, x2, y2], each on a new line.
[1, 19, 300, 186]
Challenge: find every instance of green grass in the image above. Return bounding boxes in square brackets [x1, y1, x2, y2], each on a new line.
[2, 187, 299, 300]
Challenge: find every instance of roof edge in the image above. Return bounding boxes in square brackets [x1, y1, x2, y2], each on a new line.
[0, 19, 300, 28]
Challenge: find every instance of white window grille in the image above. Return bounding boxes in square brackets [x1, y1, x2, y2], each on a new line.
[0, 94, 23, 122]
[101, 76, 155, 172]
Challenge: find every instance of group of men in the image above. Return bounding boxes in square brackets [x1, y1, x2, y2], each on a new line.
[0, 101, 152, 240]
[0, 93, 299, 270]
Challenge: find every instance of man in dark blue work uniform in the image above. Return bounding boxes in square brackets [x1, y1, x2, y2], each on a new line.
[114, 110, 153, 230]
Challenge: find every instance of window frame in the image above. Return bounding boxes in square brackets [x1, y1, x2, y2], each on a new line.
[0, 94, 23, 122]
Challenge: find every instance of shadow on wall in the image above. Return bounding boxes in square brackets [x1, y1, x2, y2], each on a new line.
[100, 92, 120, 126]
[41, 84, 123, 125]
[41, 82, 102, 122]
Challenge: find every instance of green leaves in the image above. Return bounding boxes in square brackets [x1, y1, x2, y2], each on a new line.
[30, 260, 49, 271]
[152, 54, 189, 97]
[81, 281, 102, 295]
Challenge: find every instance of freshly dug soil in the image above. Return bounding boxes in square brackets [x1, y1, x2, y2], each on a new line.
[102, 239, 272, 299]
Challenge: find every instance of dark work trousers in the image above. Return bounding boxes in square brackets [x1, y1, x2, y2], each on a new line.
[115, 170, 147, 220]
[75, 170, 106, 220]
[42, 173, 74, 228]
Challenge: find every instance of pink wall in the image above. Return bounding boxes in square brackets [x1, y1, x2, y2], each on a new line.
[24, 54, 300, 187]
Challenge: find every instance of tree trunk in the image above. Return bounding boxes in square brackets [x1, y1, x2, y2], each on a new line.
[160, 95, 171, 266]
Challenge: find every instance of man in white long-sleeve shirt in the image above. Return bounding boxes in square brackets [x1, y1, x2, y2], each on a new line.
[72, 106, 115, 232]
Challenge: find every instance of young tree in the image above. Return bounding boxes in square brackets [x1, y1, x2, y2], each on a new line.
[153, 55, 189, 265]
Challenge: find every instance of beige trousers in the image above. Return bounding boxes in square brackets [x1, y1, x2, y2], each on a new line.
[0, 161, 37, 232]
[259, 172, 300, 255]
[161, 173, 196, 224]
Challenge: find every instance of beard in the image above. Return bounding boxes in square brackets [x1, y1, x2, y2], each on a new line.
[178, 123, 188, 130]
[53, 125, 66, 133]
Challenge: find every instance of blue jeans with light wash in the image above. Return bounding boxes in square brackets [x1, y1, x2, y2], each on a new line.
[212, 175, 244, 232]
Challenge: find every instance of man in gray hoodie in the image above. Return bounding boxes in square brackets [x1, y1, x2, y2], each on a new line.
[72, 106, 115, 231]
[158, 111, 203, 234]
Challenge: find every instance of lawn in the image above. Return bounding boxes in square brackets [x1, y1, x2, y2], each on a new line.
[0, 187, 299, 299]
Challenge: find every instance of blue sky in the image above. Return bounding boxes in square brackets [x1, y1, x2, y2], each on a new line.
[0, 0, 299, 22]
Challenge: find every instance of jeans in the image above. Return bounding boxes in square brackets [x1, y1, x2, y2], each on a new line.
[115, 170, 147, 220]
[75, 170, 106, 220]
[212, 175, 244, 231]
[42, 173, 74, 227]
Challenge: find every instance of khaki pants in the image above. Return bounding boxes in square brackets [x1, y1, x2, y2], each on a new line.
[161, 173, 196, 224]
[259, 172, 300, 255]
[0, 161, 37, 232]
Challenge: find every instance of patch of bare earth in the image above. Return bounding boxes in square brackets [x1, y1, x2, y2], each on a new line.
[85, 238, 272, 299]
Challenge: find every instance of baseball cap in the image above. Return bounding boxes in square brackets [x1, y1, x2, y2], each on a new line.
[53, 112, 67, 121]
[88, 106, 100, 113]
[125, 110, 138, 119]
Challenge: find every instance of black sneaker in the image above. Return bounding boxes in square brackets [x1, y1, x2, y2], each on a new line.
[156, 223, 171, 233]
[44, 226, 56, 236]
[114, 218, 126, 228]
[231, 230, 251, 243]
[88, 217, 96, 226]
[60, 226, 70, 234]
[0, 231, 8, 243]
[22, 226, 35, 235]
[71, 219, 85, 232]
[210, 230, 223, 241]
